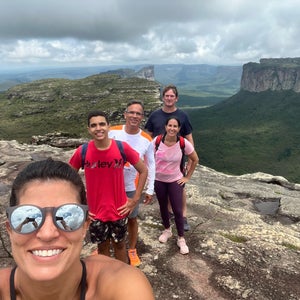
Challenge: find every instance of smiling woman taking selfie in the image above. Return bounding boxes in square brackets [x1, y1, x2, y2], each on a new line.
[0, 158, 154, 300]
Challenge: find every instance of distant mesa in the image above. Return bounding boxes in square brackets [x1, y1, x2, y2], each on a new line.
[241, 57, 300, 92]
[102, 65, 155, 81]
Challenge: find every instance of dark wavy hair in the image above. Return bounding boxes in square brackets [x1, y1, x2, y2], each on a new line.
[10, 158, 87, 206]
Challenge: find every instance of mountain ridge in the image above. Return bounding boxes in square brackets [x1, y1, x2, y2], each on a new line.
[2, 59, 300, 182]
[0, 64, 243, 101]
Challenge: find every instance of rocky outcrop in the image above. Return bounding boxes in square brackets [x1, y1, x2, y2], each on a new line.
[240, 58, 300, 92]
[135, 65, 155, 81]
[102, 65, 155, 81]
[31, 132, 88, 148]
[0, 140, 300, 299]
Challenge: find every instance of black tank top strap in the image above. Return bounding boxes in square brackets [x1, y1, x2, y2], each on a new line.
[10, 266, 17, 300]
[80, 260, 87, 300]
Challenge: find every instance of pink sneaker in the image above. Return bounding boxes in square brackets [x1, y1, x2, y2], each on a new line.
[177, 237, 189, 254]
[159, 228, 172, 243]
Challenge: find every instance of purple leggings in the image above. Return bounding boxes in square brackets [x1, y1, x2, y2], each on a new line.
[154, 180, 184, 237]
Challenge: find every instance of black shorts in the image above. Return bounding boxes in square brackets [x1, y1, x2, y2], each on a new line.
[89, 218, 128, 244]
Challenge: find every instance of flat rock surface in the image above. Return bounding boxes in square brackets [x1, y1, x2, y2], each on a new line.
[0, 140, 300, 299]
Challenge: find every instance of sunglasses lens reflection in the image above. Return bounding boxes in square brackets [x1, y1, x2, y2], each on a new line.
[8, 204, 86, 234]
[10, 205, 42, 234]
[55, 204, 85, 231]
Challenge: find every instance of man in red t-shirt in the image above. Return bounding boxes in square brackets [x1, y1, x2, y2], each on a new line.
[69, 110, 148, 263]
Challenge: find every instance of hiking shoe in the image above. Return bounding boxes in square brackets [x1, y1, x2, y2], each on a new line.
[128, 249, 141, 267]
[183, 217, 190, 231]
[177, 237, 189, 255]
[159, 228, 172, 243]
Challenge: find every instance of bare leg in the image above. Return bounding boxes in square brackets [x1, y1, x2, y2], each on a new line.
[128, 217, 138, 249]
[112, 240, 127, 263]
[97, 239, 111, 256]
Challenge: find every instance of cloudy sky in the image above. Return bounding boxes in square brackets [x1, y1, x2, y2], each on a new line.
[1, 0, 299, 70]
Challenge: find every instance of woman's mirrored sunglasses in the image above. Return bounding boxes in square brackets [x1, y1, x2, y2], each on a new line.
[6, 204, 88, 234]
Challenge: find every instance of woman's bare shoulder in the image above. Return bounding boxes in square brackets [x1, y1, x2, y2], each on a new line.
[84, 255, 137, 279]
[0, 268, 12, 299]
[0, 268, 11, 283]
[84, 256, 154, 300]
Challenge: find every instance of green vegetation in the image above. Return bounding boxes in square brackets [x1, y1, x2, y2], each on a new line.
[281, 242, 300, 251]
[187, 90, 300, 183]
[0, 74, 160, 143]
[220, 233, 248, 243]
[177, 94, 227, 108]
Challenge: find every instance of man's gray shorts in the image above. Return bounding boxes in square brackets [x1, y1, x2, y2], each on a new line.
[126, 190, 139, 219]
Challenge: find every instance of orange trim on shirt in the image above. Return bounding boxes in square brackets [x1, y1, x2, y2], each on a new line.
[134, 173, 139, 188]
[141, 131, 152, 141]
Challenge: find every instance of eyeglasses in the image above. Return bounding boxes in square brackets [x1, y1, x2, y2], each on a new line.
[125, 111, 144, 117]
[6, 204, 88, 234]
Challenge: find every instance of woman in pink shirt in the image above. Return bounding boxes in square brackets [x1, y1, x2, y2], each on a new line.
[153, 117, 199, 254]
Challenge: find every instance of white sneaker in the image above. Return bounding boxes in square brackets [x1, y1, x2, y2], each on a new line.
[159, 228, 172, 243]
[177, 237, 189, 254]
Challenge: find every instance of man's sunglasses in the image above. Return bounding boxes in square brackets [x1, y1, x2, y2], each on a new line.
[6, 204, 88, 234]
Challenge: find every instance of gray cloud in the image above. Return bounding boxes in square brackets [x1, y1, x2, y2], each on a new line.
[1, 0, 300, 69]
